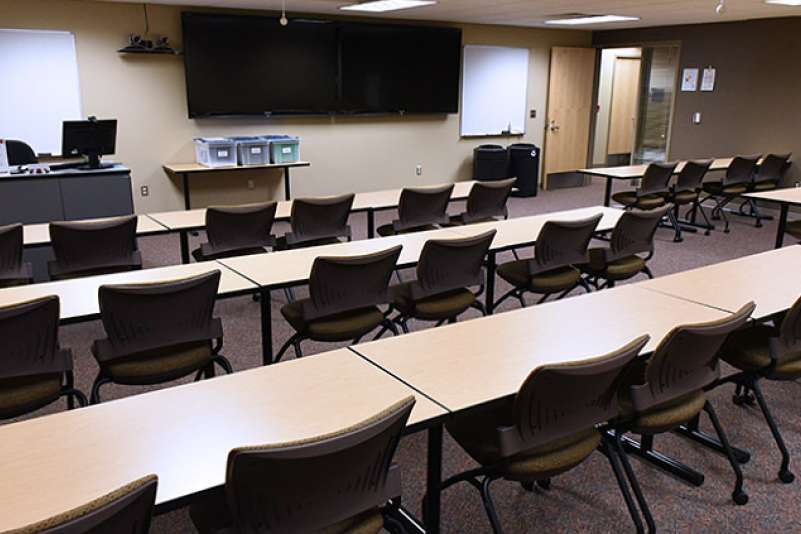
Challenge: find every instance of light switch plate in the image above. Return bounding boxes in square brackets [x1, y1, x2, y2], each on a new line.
[692, 112, 702, 124]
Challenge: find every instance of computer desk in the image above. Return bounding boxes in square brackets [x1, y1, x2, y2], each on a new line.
[744, 187, 801, 248]
[0, 349, 448, 534]
[147, 181, 475, 263]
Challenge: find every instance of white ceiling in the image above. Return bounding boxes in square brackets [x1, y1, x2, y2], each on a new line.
[103, 0, 801, 30]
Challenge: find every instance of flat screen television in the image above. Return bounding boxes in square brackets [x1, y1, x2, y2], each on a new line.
[181, 12, 462, 117]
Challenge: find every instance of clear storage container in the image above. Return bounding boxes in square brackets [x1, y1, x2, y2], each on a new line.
[230, 136, 271, 166]
[194, 138, 237, 168]
[262, 135, 301, 164]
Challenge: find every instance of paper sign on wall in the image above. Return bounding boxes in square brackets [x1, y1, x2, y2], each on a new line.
[701, 67, 716, 92]
[0, 140, 9, 172]
[681, 68, 699, 91]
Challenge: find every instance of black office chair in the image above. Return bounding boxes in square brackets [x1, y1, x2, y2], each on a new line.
[5, 140, 38, 166]
[0, 223, 33, 288]
[377, 185, 454, 237]
[670, 159, 714, 239]
[611, 162, 677, 210]
[277, 194, 354, 250]
[448, 179, 515, 225]
[737, 153, 792, 223]
[192, 202, 278, 261]
[701, 155, 761, 232]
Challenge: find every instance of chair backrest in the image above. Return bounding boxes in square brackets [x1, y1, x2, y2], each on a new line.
[14, 475, 157, 534]
[768, 294, 801, 367]
[755, 153, 792, 184]
[410, 230, 496, 300]
[0, 223, 24, 276]
[675, 160, 713, 192]
[303, 246, 401, 321]
[629, 302, 755, 413]
[95, 271, 222, 361]
[531, 215, 602, 274]
[49, 216, 138, 273]
[639, 162, 678, 196]
[496, 336, 649, 457]
[224, 397, 414, 534]
[6, 140, 38, 166]
[605, 206, 670, 263]
[394, 185, 454, 231]
[287, 194, 354, 246]
[0, 296, 70, 380]
[464, 178, 515, 223]
[205, 202, 278, 254]
[724, 155, 761, 185]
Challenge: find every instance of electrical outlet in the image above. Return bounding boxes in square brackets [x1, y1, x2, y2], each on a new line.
[416, 165, 422, 176]
[140, 185, 149, 197]
[247, 179, 255, 189]
[529, 109, 536, 118]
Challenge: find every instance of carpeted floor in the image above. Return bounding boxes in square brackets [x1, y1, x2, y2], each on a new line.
[16, 177, 801, 533]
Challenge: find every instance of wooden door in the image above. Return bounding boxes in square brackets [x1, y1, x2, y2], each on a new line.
[543, 47, 596, 188]
[607, 57, 641, 156]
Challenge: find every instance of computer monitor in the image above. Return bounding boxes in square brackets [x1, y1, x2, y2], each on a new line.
[61, 119, 117, 169]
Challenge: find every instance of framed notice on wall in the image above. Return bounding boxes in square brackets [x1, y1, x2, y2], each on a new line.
[701, 67, 716, 92]
[681, 68, 699, 91]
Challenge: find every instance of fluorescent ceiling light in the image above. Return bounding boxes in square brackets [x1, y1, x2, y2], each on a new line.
[340, 0, 437, 12]
[765, 0, 801, 5]
[544, 15, 640, 25]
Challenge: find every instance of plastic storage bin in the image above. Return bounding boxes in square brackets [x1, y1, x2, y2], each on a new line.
[263, 135, 301, 164]
[194, 138, 237, 168]
[230, 136, 271, 166]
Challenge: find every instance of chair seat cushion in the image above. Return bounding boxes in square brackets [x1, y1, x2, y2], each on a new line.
[721, 325, 801, 380]
[376, 223, 438, 237]
[752, 180, 778, 191]
[703, 181, 748, 196]
[102, 341, 213, 385]
[785, 220, 801, 240]
[392, 286, 475, 321]
[281, 301, 385, 342]
[276, 235, 344, 250]
[619, 387, 707, 434]
[446, 213, 498, 226]
[497, 260, 581, 294]
[0, 373, 63, 419]
[671, 190, 700, 204]
[612, 192, 665, 209]
[581, 249, 645, 281]
[611, 191, 638, 206]
[192, 245, 268, 262]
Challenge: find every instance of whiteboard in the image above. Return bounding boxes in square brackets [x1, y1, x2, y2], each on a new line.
[0, 29, 83, 155]
[460, 45, 529, 137]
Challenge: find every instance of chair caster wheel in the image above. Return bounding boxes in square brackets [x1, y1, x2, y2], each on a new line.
[521, 481, 534, 492]
[732, 491, 749, 505]
[779, 469, 795, 484]
[724, 229, 730, 234]
[674, 237, 684, 243]
[537, 479, 551, 490]
[704, 230, 711, 236]
[252, 293, 261, 302]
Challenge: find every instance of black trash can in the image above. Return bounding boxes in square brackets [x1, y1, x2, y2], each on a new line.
[508, 143, 540, 197]
[473, 145, 510, 182]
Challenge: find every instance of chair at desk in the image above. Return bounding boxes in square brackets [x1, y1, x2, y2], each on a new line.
[14, 474, 157, 534]
[89, 271, 233, 404]
[701, 154, 761, 232]
[494, 215, 600, 309]
[192, 202, 277, 261]
[48, 215, 141, 280]
[276, 246, 402, 362]
[610, 303, 755, 532]
[190, 397, 414, 534]
[5, 140, 38, 166]
[277, 194, 354, 250]
[719, 294, 801, 485]
[0, 223, 33, 287]
[611, 162, 677, 210]
[448, 178, 515, 225]
[738, 153, 793, 224]
[440, 337, 649, 533]
[0, 296, 87, 422]
[376, 185, 453, 237]
[580, 206, 668, 290]
[668, 159, 714, 239]
[389, 231, 495, 332]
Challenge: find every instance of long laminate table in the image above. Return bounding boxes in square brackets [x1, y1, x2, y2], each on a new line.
[744, 187, 801, 248]
[0, 349, 447, 533]
[147, 181, 475, 263]
[638, 246, 801, 320]
[22, 215, 168, 247]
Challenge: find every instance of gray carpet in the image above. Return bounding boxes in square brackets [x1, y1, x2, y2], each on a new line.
[16, 177, 801, 533]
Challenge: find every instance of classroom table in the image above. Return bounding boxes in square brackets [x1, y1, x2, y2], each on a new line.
[577, 158, 733, 207]
[744, 187, 801, 248]
[147, 181, 475, 263]
[0, 261, 256, 324]
[22, 215, 168, 247]
[638, 246, 801, 320]
[163, 161, 311, 209]
[0, 349, 448, 534]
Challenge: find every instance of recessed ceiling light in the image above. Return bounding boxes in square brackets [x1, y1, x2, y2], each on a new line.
[544, 15, 640, 25]
[765, 0, 801, 5]
[340, 0, 437, 12]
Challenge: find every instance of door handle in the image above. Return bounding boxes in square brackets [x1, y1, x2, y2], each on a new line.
[548, 120, 560, 132]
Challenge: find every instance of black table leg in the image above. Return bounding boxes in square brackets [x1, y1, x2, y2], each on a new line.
[283, 167, 291, 200]
[179, 231, 190, 264]
[260, 288, 273, 365]
[367, 209, 375, 239]
[182, 173, 191, 210]
[486, 251, 496, 315]
[425, 425, 443, 534]
[604, 177, 613, 207]
[775, 204, 788, 249]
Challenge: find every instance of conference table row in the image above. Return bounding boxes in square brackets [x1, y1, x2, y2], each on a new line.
[2, 244, 799, 533]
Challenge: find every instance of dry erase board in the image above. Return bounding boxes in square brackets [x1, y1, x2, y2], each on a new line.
[0, 29, 83, 155]
[460, 45, 529, 137]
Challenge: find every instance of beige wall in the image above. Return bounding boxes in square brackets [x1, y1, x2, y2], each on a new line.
[3, 0, 590, 212]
